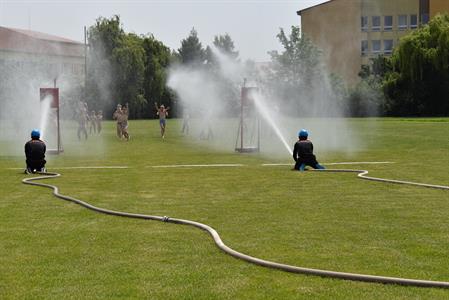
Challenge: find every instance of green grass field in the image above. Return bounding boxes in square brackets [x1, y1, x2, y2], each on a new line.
[1, 118, 448, 299]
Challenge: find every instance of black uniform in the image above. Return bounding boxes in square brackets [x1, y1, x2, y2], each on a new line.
[25, 139, 46, 172]
[293, 140, 319, 170]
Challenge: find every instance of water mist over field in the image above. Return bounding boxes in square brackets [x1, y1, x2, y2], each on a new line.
[0, 33, 111, 158]
[168, 48, 360, 160]
[0, 62, 89, 156]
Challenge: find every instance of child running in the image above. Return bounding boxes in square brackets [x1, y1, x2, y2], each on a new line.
[155, 102, 169, 138]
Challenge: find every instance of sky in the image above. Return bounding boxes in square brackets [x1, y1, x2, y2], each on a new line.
[0, 0, 327, 61]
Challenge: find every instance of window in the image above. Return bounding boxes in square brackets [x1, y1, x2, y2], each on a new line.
[410, 14, 418, 28]
[361, 16, 368, 31]
[420, 0, 430, 25]
[372, 40, 381, 54]
[384, 16, 393, 31]
[361, 40, 368, 56]
[398, 15, 408, 30]
[384, 40, 393, 55]
[372, 16, 381, 31]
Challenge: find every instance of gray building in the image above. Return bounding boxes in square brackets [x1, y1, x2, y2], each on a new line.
[0, 26, 85, 84]
[0, 27, 86, 150]
[0, 27, 85, 120]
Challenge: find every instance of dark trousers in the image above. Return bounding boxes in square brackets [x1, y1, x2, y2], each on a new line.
[26, 159, 46, 172]
[294, 155, 325, 171]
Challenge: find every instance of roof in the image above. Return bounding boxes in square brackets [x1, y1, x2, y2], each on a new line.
[7, 27, 82, 44]
[0, 26, 84, 58]
[297, 0, 333, 16]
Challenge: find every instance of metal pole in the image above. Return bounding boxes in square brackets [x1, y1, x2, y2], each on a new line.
[257, 114, 260, 152]
[57, 91, 61, 153]
[84, 26, 87, 102]
[241, 79, 246, 150]
[240, 92, 243, 150]
[53, 80, 61, 153]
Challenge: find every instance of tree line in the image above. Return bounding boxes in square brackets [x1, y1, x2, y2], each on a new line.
[85, 15, 241, 119]
[84, 14, 449, 119]
[350, 14, 449, 117]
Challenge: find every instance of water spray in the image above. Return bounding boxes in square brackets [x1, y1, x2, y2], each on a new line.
[39, 87, 62, 154]
[168, 47, 359, 157]
[39, 95, 52, 139]
[234, 79, 293, 156]
[251, 90, 293, 156]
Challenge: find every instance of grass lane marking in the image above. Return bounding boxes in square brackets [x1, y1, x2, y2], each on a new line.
[262, 162, 395, 166]
[8, 166, 129, 170]
[149, 164, 245, 168]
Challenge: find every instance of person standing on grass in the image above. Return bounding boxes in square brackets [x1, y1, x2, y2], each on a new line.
[181, 109, 190, 135]
[76, 103, 88, 140]
[113, 104, 123, 139]
[89, 110, 97, 134]
[155, 102, 169, 138]
[121, 103, 130, 141]
[292, 129, 325, 171]
[96, 110, 103, 134]
[199, 109, 214, 140]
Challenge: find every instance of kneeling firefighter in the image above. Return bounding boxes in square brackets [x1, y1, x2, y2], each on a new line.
[293, 129, 325, 171]
[25, 129, 47, 173]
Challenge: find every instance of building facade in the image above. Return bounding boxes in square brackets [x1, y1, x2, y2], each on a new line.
[0, 26, 85, 123]
[297, 0, 449, 85]
[0, 26, 85, 84]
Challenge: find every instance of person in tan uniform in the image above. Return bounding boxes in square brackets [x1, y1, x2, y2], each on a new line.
[113, 103, 130, 141]
[120, 103, 130, 141]
[89, 110, 97, 134]
[96, 110, 103, 134]
[113, 104, 123, 139]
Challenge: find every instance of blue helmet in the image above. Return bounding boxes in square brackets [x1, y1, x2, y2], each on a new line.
[298, 129, 308, 138]
[31, 129, 40, 139]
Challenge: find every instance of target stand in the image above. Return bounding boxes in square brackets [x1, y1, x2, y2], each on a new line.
[235, 80, 260, 153]
[40, 88, 63, 154]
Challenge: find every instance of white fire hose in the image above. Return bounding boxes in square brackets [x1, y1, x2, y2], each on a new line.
[22, 168, 449, 288]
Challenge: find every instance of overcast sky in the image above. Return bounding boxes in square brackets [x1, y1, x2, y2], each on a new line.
[0, 0, 327, 61]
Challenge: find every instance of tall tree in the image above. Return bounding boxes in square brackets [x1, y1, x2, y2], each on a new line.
[269, 26, 320, 89]
[213, 33, 239, 59]
[267, 26, 346, 116]
[113, 33, 146, 119]
[142, 34, 173, 118]
[205, 33, 239, 70]
[383, 14, 449, 116]
[204, 33, 241, 115]
[87, 15, 125, 117]
[178, 28, 205, 66]
[348, 56, 390, 117]
[87, 16, 149, 119]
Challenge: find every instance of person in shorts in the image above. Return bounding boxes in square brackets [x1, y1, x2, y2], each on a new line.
[155, 102, 169, 138]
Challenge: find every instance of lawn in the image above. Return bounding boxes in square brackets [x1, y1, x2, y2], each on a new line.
[1, 118, 448, 299]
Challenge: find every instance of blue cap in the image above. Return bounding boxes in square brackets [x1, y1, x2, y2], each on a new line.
[298, 129, 308, 138]
[31, 129, 40, 139]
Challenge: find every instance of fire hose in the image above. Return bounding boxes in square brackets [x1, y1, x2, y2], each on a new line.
[22, 169, 449, 288]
